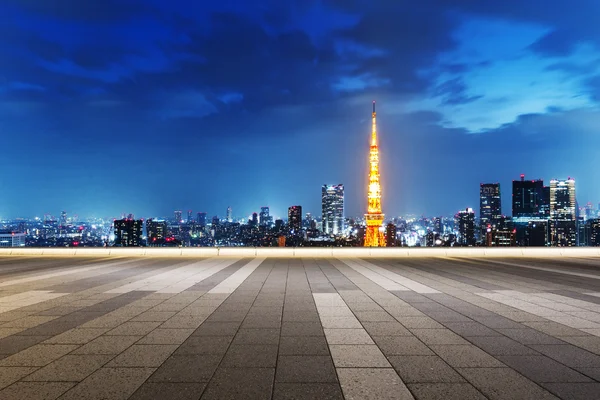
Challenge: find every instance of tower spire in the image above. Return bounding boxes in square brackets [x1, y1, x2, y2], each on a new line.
[364, 101, 385, 247]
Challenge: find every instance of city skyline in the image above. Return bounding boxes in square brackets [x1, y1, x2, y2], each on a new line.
[1, 1, 599, 219]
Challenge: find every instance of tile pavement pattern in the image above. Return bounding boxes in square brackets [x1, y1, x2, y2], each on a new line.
[0, 255, 599, 399]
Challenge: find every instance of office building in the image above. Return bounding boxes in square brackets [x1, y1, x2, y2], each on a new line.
[588, 219, 600, 246]
[288, 206, 302, 235]
[550, 178, 577, 246]
[147, 219, 168, 245]
[480, 183, 502, 229]
[455, 208, 475, 246]
[187, 210, 193, 224]
[385, 223, 397, 247]
[259, 207, 272, 227]
[526, 220, 550, 246]
[226, 206, 233, 223]
[322, 184, 344, 235]
[0, 231, 26, 247]
[113, 219, 143, 247]
[512, 175, 544, 217]
[196, 212, 207, 227]
[174, 210, 182, 224]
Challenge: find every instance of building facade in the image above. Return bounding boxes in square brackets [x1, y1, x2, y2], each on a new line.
[288, 206, 302, 235]
[480, 183, 502, 229]
[322, 184, 344, 236]
[550, 178, 577, 246]
[455, 208, 475, 246]
[0, 232, 26, 247]
[113, 219, 143, 247]
[146, 219, 168, 245]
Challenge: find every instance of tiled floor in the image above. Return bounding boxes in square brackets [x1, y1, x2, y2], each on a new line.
[0, 255, 600, 399]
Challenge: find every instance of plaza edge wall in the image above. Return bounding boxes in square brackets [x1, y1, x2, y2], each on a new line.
[1, 247, 600, 258]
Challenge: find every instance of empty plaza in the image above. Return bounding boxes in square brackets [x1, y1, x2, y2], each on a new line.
[0, 250, 600, 399]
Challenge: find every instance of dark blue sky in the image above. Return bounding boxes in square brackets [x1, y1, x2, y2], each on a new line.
[1, 0, 599, 220]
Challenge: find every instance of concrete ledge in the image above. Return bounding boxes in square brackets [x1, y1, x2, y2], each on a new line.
[0, 247, 599, 257]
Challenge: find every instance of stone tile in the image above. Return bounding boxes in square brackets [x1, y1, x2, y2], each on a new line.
[220, 344, 278, 368]
[316, 307, 355, 317]
[410, 329, 469, 345]
[281, 322, 323, 336]
[407, 383, 487, 400]
[467, 336, 538, 355]
[329, 344, 390, 368]
[373, 336, 434, 355]
[0, 328, 24, 339]
[0, 382, 75, 400]
[430, 344, 504, 367]
[201, 368, 274, 400]
[73, 335, 140, 355]
[498, 355, 593, 383]
[105, 322, 161, 336]
[362, 321, 411, 336]
[1, 316, 58, 329]
[273, 383, 343, 400]
[43, 328, 108, 345]
[442, 321, 501, 337]
[524, 321, 591, 337]
[174, 336, 232, 355]
[59, 367, 155, 400]
[281, 311, 320, 322]
[130, 311, 177, 322]
[457, 367, 559, 400]
[137, 328, 194, 345]
[0, 344, 78, 367]
[106, 344, 177, 367]
[233, 328, 280, 345]
[337, 368, 413, 400]
[22, 355, 113, 382]
[192, 322, 240, 336]
[557, 335, 600, 355]
[393, 316, 444, 329]
[577, 367, 600, 381]
[0, 366, 38, 390]
[130, 382, 207, 400]
[352, 311, 395, 322]
[531, 344, 600, 368]
[542, 383, 600, 400]
[389, 355, 465, 383]
[241, 315, 281, 329]
[0, 335, 51, 355]
[496, 328, 565, 345]
[149, 355, 221, 382]
[324, 329, 374, 345]
[319, 316, 362, 329]
[279, 336, 329, 355]
[276, 356, 337, 383]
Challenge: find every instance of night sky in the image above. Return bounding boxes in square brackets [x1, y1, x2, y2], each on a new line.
[1, 0, 599, 220]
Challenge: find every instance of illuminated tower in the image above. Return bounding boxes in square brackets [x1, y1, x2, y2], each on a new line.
[364, 101, 385, 247]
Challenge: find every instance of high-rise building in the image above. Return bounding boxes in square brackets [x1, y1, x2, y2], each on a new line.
[113, 219, 143, 247]
[588, 219, 600, 246]
[250, 213, 258, 227]
[480, 183, 502, 229]
[187, 210, 193, 224]
[196, 212, 207, 227]
[433, 217, 443, 234]
[0, 231, 26, 247]
[146, 219, 168, 245]
[60, 211, 67, 227]
[322, 184, 344, 235]
[364, 101, 385, 247]
[512, 175, 544, 217]
[550, 178, 577, 246]
[288, 206, 302, 235]
[226, 206, 233, 223]
[259, 207, 272, 227]
[455, 208, 475, 246]
[385, 223, 397, 247]
[174, 210, 182, 224]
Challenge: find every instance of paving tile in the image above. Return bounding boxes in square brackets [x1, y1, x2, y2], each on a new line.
[105, 322, 161, 336]
[130, 382, 206, 400]
[324, 328, 374, 345]
[233, 328, 280, 345]
[407, 383, 486, 400]
[192, 322, 240, 336]
[442, 321, 501, 337]
[457, 367, 559, 400]
[22, 355, 113, 382]
[496, 328, 565, 345]
[0, 335, 51, 355]
[72, 335, 140, 355]
[174, 336, 232, 355]
[273, 383, 343, 400]
[498, 355, 593, 383]
[59, 367, 155, 400]
[337, 368, 413, 400]
[531, 344, 600, 368]
[542, 382, 600, 400]
[389, 355, 465, 383]
[281, 322, 323, 336]
[410, 328, 469, 345]
[106, 344, 177, 367]
[149, 355, 222, 382]
[524, 321, 591, 337]
[0, 328, 25, 339]
[276, 356, 337, 383]
[201, 368, 274, 400]
[0, 366, 38, 390]
[372, 335, 434, 355]
[279, 336, 329, 355]
[319, 316, 362, 329]
[43, 328, 108, 345]
[352, 311, 395, 322]
[362, 321, 411, 336]
[329, 344, 390, 368]
[393, 316, 444, 329]
[0, 381, 75, 400]
[137, 328, 194, 345]
[220, 344, 278, 368]
[0, 344, 78, 367]
[467, 336, 538, 355]
[430, 344, 505, 367]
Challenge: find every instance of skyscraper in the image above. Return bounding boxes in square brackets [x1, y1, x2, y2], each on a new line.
[174, 210, 182, 224]
[196, 212, 207, 227]
[550, 178, 577, 246]
[146, 219, 168, 245]
[512, 175, 544, 217]
[385, 223, 397, 247]
[259, 207, 272, 227]
[226, 206, 233, 223]
[288, 206, 302, 235]
[322, 184, 344, 235]
[364, 101, 385, 247]
[187, 210, 193, 224]
[113, 219, 143, 247]
[455, 208, 475, 246]
[480, 183, 501, 228]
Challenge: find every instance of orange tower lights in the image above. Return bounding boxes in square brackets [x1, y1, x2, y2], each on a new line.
[364, 101, 386, 247]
